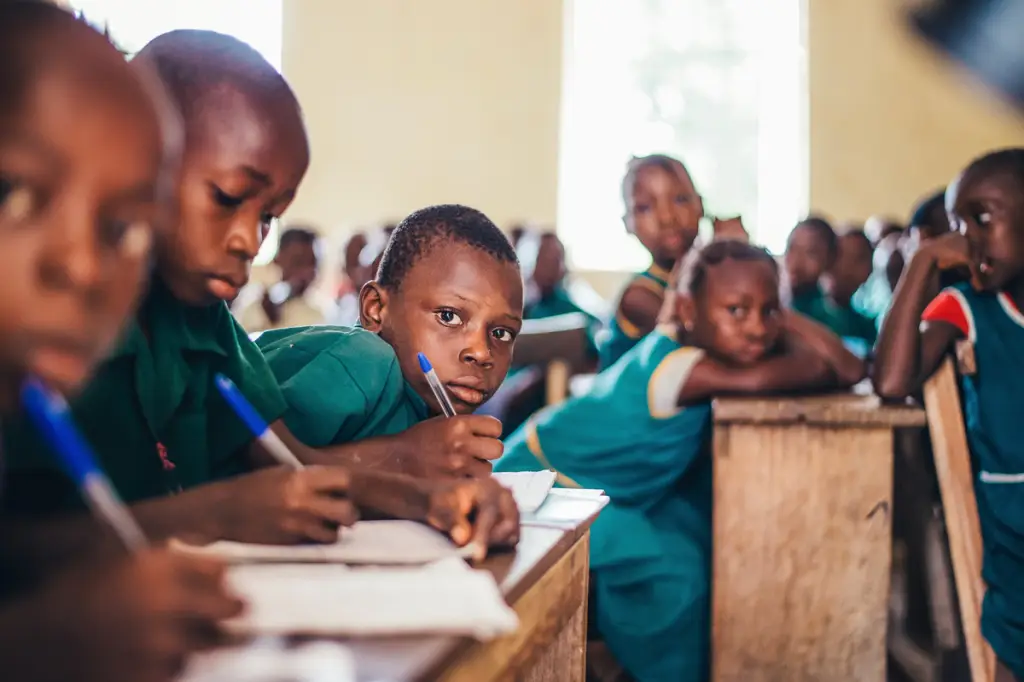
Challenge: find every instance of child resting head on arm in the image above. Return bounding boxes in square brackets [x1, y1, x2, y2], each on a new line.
[598, 153, 704, 370]
[0, 4, 241, 682]
[257, 204, 525, 479]
[494, 240, 863, 682]
[3, 31, 517, 557]
[873, 147, 1024, 682]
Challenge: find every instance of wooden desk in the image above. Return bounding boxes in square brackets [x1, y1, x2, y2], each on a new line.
[345, 504, 598, 682]
[711, 392, 926, 682]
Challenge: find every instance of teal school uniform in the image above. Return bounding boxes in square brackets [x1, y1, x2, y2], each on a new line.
[2, 280, 286, 511]
[256, 325, 429, 446]
[495, 330, 711, 682]
[792, 285, 876, 354]
[597, 263, 670, 370]
[922, 283, 1024, 679]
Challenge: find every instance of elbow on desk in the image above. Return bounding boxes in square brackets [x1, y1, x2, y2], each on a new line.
[870, 370, 915, 402]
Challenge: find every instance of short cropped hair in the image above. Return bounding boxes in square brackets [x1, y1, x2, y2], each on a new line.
[621, 153, 692, 206]
[376, 204, 518, 290]
[682, 240, 779, 296]
[278, 227, 318, 251]
[792, 215, 839, 260]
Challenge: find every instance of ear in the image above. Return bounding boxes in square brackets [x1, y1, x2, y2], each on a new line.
[359, 281, 389, 331]
[676, 293, 697, 334]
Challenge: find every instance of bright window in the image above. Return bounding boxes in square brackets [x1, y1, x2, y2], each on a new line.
[68, 0, 282, 70]
[557, 0, 807, 270]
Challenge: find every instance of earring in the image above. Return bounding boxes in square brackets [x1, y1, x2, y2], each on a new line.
[683, 320, 694, 333]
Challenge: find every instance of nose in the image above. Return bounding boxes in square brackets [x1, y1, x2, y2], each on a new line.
[38, 202, 105, 306]
[224, 213, 263, 263]
[745, 312, 769, 343]
[459, 328, 494, 368]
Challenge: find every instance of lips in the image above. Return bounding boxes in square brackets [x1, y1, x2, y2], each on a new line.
[206, 275, 245, 301]
[446, 382, 489, 406]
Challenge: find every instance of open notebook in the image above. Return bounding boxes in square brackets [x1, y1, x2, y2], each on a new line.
[492, 470, 557, 513]
[225, 559, 519, 639]
[170, 520, 476, 564]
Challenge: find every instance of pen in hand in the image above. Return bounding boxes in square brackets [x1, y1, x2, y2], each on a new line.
[417, 353, 456, 418]
[214, 374, 304, 470]
[21, 378, 148, 551]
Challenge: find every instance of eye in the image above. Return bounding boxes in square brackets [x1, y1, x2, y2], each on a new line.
[0, 176, 35, 223]
[634, 203, 651, 214]
[975, 210, 992, 226]
[211, 185, 244, 209]
[435, 308, 463, 327]
[675, 194, 691, 205]
[492, 328, 516, 343]
[727, 305, 746, 318]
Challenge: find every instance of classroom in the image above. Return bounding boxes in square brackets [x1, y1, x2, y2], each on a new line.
[2, 0, 1024, 680]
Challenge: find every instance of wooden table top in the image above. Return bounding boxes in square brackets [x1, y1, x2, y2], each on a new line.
[340, 499, 601, 682]
[714, 387, 927, 428]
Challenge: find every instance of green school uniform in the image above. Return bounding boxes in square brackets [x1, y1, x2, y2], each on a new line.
[597, 263, 670, 370]
[495, 330, 711, 682]
[256, 325, 429, 446]
[2, 280, 286, 511]
[792, 285, 877, 355]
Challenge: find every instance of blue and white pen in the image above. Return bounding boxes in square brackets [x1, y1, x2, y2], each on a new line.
[417, 353, 456, 418]
[21, 379, 148, 551]
[214, 374, 304, 470]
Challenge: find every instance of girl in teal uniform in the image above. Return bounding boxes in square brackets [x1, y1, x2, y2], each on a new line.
[874, 148, 1024, 682]
[598, 154, 704, 370]
[497, 241, 865, 682]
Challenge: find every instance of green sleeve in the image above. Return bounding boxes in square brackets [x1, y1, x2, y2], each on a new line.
[207, 313, 288, 471]
[267, 331, 415, 446]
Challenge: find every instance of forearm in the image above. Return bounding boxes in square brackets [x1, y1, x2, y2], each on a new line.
[347, 470, 430, 522]
[264, 420, 410, 474]
[873, 254, 941, 398]
[0, 598, 68, 682]
[0, 515, 113, 589]
[786, 313, 866, 386]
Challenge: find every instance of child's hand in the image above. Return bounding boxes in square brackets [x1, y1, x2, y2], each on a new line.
[31, 549, 243, 682]
[212, 466, 359, 544]
[712, 216, 749, 243]
[422, 477, 520, 559]
[400, 415, 504, 479]
[921, 231, 972, 271]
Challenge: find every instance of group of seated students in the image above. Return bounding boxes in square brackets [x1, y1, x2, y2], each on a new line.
[2, 4, 1022, 682]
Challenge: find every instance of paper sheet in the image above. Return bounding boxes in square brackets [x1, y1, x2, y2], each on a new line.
[492, 470, 557, 513]
[178, 641, 355, 682]
[520, 488, 609, 529]
[170, 520, 476, 565]
[225, 562, 519, 639]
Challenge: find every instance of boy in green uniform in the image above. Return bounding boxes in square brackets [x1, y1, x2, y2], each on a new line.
[3, 31, 518, 555]
[0, 5, 241, 681]
[258, 204, 524, 477]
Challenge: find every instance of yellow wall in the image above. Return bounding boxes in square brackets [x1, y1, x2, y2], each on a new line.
[281, 0, 563, 233]
[808, 0, 1024, 223]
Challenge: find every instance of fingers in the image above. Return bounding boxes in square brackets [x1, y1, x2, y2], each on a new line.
[460, 414, 503, 438]
[302, 497, 360, 531]
[462, 457, 494, 478]
[468, 489, 499, 561]
[303, 466, 352, 495]
[493, 486, 521, 547]
[463, 437, 504, 462]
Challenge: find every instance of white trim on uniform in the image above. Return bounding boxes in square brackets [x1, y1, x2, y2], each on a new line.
[997, 291, 1024, 332]
[647, 347, 706, 419]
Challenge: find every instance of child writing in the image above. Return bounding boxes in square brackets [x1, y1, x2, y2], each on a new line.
[257, 204, 523, 478]
[598, 154, 703, 370]
[495, 241, 864, 682]
[0, 4, 241, 681]
[873, 148, 1024, 682]
[3, 30, 517, 558]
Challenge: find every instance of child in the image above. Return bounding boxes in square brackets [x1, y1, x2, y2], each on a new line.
[495, 240, 864, 682]
[827, 229, 878, 353]
[257, 204, 523, 478]
[598, 154, 703, 370]
[235, 226, 328, 332]
[0, 4, 241, 681]
[784, 215, 838, 318]
[873, 148, 1024, 682]
[3, 31, 517, 554]
[330, 229, 370, 326]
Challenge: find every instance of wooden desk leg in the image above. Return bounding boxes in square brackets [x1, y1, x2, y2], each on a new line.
[441, 533, 590, 682]
[712, 424, 894, 682]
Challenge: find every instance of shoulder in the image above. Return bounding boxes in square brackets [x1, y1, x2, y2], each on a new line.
[921, 283, 977, 342]
[260, 326, 398, 383]
[646, 342, 706, 418]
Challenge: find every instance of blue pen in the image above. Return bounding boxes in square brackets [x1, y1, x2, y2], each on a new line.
[214, 374, 304, 469]
[21, 379, 147, 551]
[417, 353, 456, 418]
